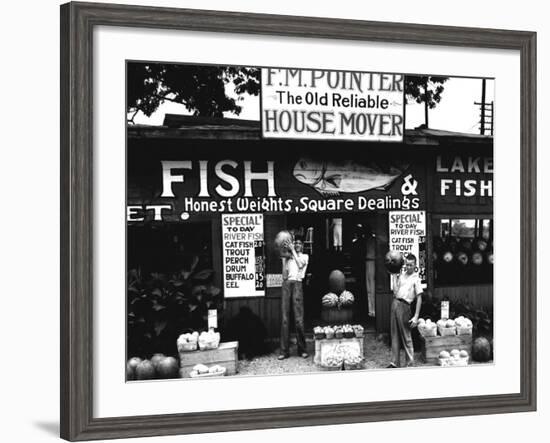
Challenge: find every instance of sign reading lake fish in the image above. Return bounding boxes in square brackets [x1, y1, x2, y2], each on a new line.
[222, 213, 265, 298]
[261, 68, 405, 141]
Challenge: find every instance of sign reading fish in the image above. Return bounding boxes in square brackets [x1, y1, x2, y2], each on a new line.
[126, 157, 422, 222]
[261, 68, 405, 141]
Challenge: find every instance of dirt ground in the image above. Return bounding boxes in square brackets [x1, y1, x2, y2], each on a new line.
[237, 334, 430, 376]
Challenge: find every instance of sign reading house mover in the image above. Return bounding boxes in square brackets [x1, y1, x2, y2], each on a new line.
[222, 213, 265, 297]
[261, 68, 404, 141]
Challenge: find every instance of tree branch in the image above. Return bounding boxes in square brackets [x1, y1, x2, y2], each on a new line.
[128, 109, 140, 124]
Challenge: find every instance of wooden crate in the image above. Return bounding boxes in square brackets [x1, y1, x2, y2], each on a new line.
[314, 337, 364, 365]
[179, 341, 239, 378]
[420, 334, 472, 364]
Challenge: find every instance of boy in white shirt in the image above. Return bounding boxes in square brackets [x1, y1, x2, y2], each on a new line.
[388, 253, 423, 368]
[278, 236, 309, 359]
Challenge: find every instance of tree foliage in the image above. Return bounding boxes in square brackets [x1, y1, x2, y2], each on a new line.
[127, 63, 260, 122]
[404, 75, 450, 127]
[405, 75, 449, 109]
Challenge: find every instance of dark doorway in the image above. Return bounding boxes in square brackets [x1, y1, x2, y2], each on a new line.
[286, 213, 376, 330]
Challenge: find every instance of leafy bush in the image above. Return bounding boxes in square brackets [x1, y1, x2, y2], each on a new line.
[127, 256, 222, 358]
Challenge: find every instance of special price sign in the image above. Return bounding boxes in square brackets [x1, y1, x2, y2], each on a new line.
[222, 213, 265, 297]
[261, 68, 404, 141]
[389, 211, 427, 285]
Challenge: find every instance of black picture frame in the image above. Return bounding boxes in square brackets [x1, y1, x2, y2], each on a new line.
[60, 2, 537, 441]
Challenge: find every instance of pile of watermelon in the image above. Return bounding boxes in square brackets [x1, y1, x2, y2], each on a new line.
[321, 290, 355, 309]
[126, 354, 179, 381]
[433, 234, 493, 284]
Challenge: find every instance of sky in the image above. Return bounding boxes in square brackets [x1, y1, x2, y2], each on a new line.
[130, 74, 495, 136]
[406, 77, 495, 133]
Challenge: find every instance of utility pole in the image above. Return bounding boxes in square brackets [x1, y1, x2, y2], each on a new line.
[475, 79, 493, 136]
[480, 79, 486, 135]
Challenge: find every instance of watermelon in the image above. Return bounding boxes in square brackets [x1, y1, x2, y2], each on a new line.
[339, 290, 355, 306]
[472, 337, 492, 362]
[460, 238, 473, 252]
[474, 238, 488, 252]
[448, 238, 458, 252]
[457, 251, 469, 266]
[384, 250, 404, 274]
[471, 252, 484, 266]
[328, 270, 346, 294]
[135, 359, 156, 380]
[274, 230, 293, 257]
[322, 292, 338, 308]
[442, 251, 454, 263]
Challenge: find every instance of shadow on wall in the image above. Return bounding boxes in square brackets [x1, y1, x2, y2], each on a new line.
[223, 306, 272, 360]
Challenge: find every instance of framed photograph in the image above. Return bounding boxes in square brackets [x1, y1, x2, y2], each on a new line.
[60, 1, 536, 441]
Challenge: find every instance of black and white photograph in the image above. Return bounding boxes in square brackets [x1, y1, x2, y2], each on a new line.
[125, 62, 494, 380]
[1, 0, 544, 442]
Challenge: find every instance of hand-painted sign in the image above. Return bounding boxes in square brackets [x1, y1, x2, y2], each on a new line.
[292, 159, 408, 196]
[434, 154, 493, 212]
[126, 158, 424, 221]
[261, 68, 404, 141]
[388, 211, 427, 286]
[222, 214, 265, 297]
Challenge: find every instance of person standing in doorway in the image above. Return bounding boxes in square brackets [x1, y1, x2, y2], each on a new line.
[388, 253, 423, 368]
[279, 236, 309, 359]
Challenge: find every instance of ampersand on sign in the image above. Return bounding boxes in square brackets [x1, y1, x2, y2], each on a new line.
[401, 174, 418, 196]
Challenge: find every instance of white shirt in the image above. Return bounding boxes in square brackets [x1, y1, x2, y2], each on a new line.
[283, 253, 309, 281]
[393, 272, 423, 304]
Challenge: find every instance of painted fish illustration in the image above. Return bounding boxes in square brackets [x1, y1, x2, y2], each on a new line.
[293, 159, 408, 196]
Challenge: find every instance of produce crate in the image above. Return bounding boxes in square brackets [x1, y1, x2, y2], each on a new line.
[418, 327, 437, 337]
[456, 325, 473, 336]
[419, 334, 472, 365]
[437, 325, 457, 336]
[439, 356, 469, 367]
[179, 341, 238, 378]
[321, 307, 353, 324]
[319, 364, 343, 371]
[314, 337, 364, 366]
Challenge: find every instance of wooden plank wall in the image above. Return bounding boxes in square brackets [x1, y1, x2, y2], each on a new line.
[222, 291, 282, 339]
[433, 285, 493, 309]
[221, 215, 286, 339]
[376, 285, 492, 333]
